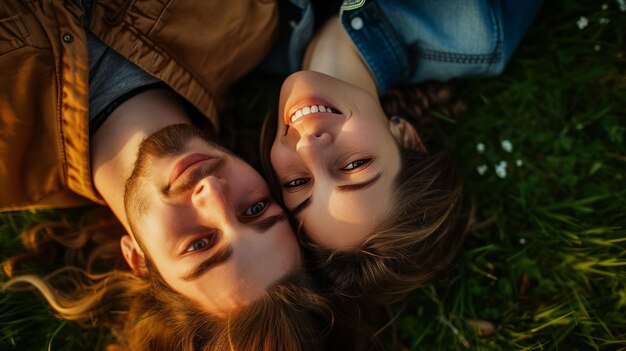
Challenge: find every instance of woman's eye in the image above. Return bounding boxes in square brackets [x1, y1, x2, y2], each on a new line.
[341, 159, 371, 171]
[186, 238, 211, 252]
[242, 201, 268, 217]
[285, 178, 310, 188]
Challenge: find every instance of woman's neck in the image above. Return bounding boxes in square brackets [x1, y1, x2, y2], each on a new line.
[302, 16, 379, 98]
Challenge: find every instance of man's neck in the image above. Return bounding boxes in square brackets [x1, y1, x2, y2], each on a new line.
[90, 89, 192, 231]
[302, 15, 378, 98]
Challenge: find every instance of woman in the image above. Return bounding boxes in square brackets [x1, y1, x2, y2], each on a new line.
[262, 0, 543, 303]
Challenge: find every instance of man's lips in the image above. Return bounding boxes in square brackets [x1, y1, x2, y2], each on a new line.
[169, 154, 214, 187]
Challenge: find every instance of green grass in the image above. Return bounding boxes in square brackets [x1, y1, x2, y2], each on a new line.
[0, 209, 113, 350]
[1, 0, 625, 350]
[394, 1, 626, 349]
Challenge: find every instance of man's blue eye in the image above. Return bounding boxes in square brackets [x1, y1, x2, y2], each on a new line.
[243, 201, 267, 217]
[187, 238, 210, 252]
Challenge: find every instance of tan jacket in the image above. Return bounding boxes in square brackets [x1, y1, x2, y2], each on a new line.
[0, 0, 277, 211]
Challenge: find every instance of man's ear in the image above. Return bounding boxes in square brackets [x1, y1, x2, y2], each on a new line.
[388, 116, 427, 152]
[120, 235, 148, 276]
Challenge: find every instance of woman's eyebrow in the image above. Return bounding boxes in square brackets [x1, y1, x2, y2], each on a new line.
[180, 244, 233, 281]
[288, 172, 382, 215]
[336, 172, 382, 192]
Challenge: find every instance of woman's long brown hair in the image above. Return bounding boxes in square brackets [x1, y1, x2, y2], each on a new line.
[261, 82, 470, 305]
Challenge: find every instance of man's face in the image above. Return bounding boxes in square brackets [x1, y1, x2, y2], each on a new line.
[124, 124, 301, 315]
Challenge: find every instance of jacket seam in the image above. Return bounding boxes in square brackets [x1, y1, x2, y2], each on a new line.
[0, 188, 102, 211]
[343, 1, 408, 93]
[147, 0, 172, 37]
[50, 4, 70, 186]
[418, 50, 501, 64]
[487, 0, 504, 74]
[114, 21, 212, 104]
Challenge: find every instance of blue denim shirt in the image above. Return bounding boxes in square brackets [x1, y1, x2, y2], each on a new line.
[262, 0, 543, 94]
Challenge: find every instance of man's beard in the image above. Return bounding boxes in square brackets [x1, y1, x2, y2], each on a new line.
[132, 123, 212, 161]
[123, 123, 216, 233]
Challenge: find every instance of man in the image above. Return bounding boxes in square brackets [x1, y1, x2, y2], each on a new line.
[0, 0, 302, 315]
[95, 91, 302, 314]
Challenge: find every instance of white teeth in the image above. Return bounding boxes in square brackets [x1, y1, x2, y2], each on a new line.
[289, 105, 338, 124]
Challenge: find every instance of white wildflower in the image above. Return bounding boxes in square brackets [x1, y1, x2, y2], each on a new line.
[594, 44, 602, 52]
[516, 159, 523, 167]
[618, 0, 626, 12]
[495, 161, 507, 179]
[576, 123, 584, 130]
[501, 139, 513, 153]
[495, 166, 507, 178]
[476, 142, 485, 154]
[519, 238, 527, 245]
[599, 17, 610, 24]
[577, 16, 589, 30]
[477, 165, 488, 175]
[602, 3, 609, 10]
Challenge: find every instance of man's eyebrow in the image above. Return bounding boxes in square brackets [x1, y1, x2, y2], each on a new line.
[336, 172, 382, 192]
[290, 196, 312, 217]
[180, 244, 233, 282]
[249, 213, 287, 232]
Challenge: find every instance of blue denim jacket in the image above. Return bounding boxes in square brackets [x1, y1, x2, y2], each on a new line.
[262, 0, 543, 94]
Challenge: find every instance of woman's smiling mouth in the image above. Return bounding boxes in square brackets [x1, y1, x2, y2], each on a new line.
[284, 99, 341, 125]
[289, 104, 340, 124]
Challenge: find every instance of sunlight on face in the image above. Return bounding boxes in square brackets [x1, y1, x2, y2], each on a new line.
[126, 125, 301, 314]
[270, 71, 402, 249]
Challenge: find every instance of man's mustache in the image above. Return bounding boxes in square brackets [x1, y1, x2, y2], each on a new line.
[164, 157, 226, 197]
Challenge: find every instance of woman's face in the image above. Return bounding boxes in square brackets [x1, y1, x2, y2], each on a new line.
[270, 71, 402, 249]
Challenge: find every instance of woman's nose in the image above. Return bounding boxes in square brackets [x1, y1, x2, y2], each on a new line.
[295, 132, 333, 165]
[297, 130, 332, 147]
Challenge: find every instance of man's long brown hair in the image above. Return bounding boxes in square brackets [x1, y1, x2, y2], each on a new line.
[2, 207, 333, 350]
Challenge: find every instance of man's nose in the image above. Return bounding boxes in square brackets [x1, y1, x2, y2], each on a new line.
[191, 176, 233, 221]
